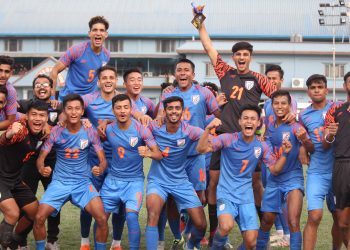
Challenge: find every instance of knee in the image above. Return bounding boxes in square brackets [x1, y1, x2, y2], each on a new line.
[218, 221, 233, 236]
[4, 207, 20, 223]
[307, 212, 322, 226]
[147, 209, 160, 225]
[94, 213, 108, 227]
[35, 212, 47, 226]
[288, 217, 300, 232]
[261, 214, 274, 230]
[337, 219, 350, 232]
[245, 236, 257, 249]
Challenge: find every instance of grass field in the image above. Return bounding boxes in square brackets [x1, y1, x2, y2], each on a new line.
[2, 159, 345, 249]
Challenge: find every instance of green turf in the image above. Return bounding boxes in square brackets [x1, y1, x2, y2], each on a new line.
[2, 160, 345, 249]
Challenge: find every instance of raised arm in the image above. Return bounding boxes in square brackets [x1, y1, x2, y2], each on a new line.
[268, 140, 292, 175]
[50, 61, 66, 97]
[197, 118, 222, 154]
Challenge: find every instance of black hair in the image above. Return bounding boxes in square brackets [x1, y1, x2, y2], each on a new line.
[344, 71, 350, 83]
[0, 85, 8, 98]
[306, 74, 327, 88]
[123, 68, 142, 82]
[271, 89, 291, 105]
[202, 82, 219, 95]
[89, 16, 109, 30]
[32, 74, 53, 89]
[265, 64, 284, 79]
[62, 94, 84, 109]
[163, 96, 184, 109]
[231, 42, 253, 55]
[239, 104, 262, 119]
[27, 100, 49, 114]
[0, 55, 14, 69]
[160, 82, 172, 91]
[174, 58, 195, 72]
[112, 94, 132, 107]
[97, 65, 117, 79]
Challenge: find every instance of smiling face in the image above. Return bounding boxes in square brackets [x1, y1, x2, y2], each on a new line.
[27, 108, 48, 134]
[64, 100, 84, 125]
[232, 49, 252, 74]
[113, 99, 131, 124]
[125, 71, 143, 97]
[175, 62, 195, 91]
[99, 69, 117, 94]
[239, 109, 260, 138]
[267, 70, 283, 89]
[272, 95, 290, 119]
[88, 22, 108, 50]
[0, 64, 12, 86]
[165, 101, 183, 124]
[34, 77, 52, 101]
[0, 92, 7, 111]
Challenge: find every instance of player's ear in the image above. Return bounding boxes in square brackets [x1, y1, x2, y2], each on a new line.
[105, 31, 109, 39]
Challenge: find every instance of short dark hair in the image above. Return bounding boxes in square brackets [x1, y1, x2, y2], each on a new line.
[202, 82, 219, 95]
[0, 55, 14, 69]
[239, 104, 262, 119]
[175, 58, 195, 72]
[27, 100, 49, 114]
[160, 82, 172, 91]
[163, 96, 184, 110]
[89, 16, 109, 30]
[344, 71, 350, 83]
[306, 74, 327, 88]
[231, 42, 253, 55]
[32, 74, 53, 89]
[265, 65, 284, 79]
[0, 85, 8, 98]
[271, 90, 291, 105]
[97, 65, 117, 79]
[62, 94, 84, 109]
[123, 68, 142, 82]
[112, 94, 132, 107]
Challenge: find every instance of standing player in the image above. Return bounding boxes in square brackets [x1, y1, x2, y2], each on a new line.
[50, 16, 110, 100]
[124, 68, 156, 119]
[101, 94, 162, 250]
[323, 71, 350, 247]
[0, 55, 17, 130]
[34, 94, 108, 250]
[146, 96, 207, 250]
[192, 6, 280, 244]
[197, 105, 291, 250]
[300, 74, 343, 250]
[256, 90, 314, 250]
[0, 101, 48, 249]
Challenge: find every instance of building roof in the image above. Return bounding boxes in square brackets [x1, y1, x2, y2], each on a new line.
[0, 0, 349, 40]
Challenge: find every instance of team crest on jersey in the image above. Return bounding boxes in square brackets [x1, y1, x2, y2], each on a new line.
[282, 132, 290, 141]
[245, 80, 254, 90]
[177, 139, 186, 147]
[254, 147, 262, 158]
[141, 106, 147, 114]
[129, 137, 139, 147]
[80, 139, 89, 150]
[322, 111, 327, 120]
[49, 112, 58, 123]
[191, 95, 200, 105]
[102, 61, 107, 66]
[36, 141, 43, 149]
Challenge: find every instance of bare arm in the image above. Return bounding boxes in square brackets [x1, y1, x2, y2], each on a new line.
[322, 123, 338, 150]
[198, 23, 219, 66]
[50, 61, 66, 97]
[138, 145, 163, 161]
[197, 118, 222, 154]
[91, 150, 107, 176]
[36, 150, 52, 177]
[0, 114, 15, 130]
[269, 140, 292, 175]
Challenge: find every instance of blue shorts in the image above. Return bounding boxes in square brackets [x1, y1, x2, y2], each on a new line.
[261, 181, 304, 213]
[185, 154, 206, 191]
[326, 188, 336, 213]
[100, 175, 144, 213]
[40, 179, 99, 216]
[146, 181, 202, 211]
[306, 173, 333, 211]
[217, 199, 258, 231]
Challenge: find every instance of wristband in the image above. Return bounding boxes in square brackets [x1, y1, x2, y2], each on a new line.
[324, 134, 335, 144]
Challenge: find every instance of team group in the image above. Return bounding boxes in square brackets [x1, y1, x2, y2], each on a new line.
[0, 7, 349, 250]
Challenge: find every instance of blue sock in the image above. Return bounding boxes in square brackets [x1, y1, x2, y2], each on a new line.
[256, 228, 270, 250]
[145, 226, 158, 250]
[95, 241, 107, 250]
[35, 240, 46, 250]
[93, 221, 97, 247]
[188, 226, 205, 249]
[281, 208, 290, 235]
[80, 210, 92, 238]
[126, 212, 140, 250]
[211, 230, 228, 250]
[168, 217, 181, 239]
[158, 207, 167, 241]
[290, 231, 302, 250]
[274, 214, 283, 231]
[112, 205, 126, 240]
[184, 217, 192, 235]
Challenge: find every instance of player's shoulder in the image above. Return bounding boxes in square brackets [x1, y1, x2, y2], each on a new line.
[101, 46, 110, 57]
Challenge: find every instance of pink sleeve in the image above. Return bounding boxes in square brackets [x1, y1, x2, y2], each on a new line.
[139, 123, 157, 148]
[59, 42, 87, 66]
[210, 133, 234, 151]
[86, 127, 103, 152]
[5, 83, 17, 116]
[41, 126, 61, 152]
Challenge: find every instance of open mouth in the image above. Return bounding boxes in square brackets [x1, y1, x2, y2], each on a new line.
[37, 89, 48, 98]
[244, 125, 253, 133]
[32, 122, 43, 130]
[94, 37, 102, 45]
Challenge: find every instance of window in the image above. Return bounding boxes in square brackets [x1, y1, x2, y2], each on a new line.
[106, 39, 123, 52]
[325, 64, 345, 78]
[259, 63, 280, 75]
[4, 39, 22, 52]
[156, 40, 176, 52]
[54, 39, 72, 52]
[205, 62, 216, 77]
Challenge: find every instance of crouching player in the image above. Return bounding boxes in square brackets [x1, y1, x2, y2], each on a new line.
[100, 94, 162, 249]
[197, 104, 291, 250]
[34, 94, 108, 250]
